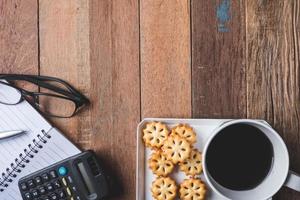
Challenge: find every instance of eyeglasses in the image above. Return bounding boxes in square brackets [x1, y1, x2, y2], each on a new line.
[0, 74, 90, 118]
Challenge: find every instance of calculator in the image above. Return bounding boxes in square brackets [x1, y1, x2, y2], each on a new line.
[18, 151, 110, 200]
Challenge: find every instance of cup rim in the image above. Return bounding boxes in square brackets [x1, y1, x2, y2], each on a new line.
[202, 119, 290, 200]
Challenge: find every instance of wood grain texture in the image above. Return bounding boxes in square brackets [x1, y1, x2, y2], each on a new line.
[0, 0, 38, 74]
[40, 1, 140, 199]
[246, 0, 300, 199]
[191, 0, 246, 118]
[39, 0, 91, 148]
[140, 0, 191, 118]
[89, 1, 140, 199]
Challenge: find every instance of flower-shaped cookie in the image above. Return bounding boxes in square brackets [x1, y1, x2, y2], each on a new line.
[179, 149, 203, 176]
[162, 135, 191, 164]
[151, 177, 177, 200]
[171, 124, 197, 144]
[179, 179, 206, 200]
[143, 122, 169, 148]
[148, 151, 174, 176]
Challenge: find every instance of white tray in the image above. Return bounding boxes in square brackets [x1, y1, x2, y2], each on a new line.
[136, 118, 230, 200]
[136, 118, 272, 200]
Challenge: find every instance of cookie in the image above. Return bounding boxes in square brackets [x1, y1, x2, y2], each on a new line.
[151, 177, 177, 200]
[171, 124, 197, 144]
[162, 135, 191, 164]
[179, 179, 206, 200]
[148, 151, 174, 176]
[143, 122, 169, 148]
[179, 149, 203, 176]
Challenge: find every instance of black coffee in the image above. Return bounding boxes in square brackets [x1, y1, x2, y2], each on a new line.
[206, 123, 273, 190]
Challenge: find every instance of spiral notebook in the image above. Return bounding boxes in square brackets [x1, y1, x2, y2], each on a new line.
[0, 83, 81, 200]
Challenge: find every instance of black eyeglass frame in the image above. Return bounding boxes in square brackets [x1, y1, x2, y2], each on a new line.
[0, 74, 90, 118]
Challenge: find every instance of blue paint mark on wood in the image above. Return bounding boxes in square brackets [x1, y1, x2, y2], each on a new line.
[217, 0, 231, 32]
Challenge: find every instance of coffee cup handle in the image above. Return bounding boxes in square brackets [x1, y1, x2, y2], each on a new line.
[284, 171, 300, 191]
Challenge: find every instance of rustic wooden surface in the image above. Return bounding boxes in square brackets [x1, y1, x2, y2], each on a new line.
[40, 1, 140, 200]
[0, 0, 38, 75]
[192, 0, 246, 119]
[0, 0, 300, 199]
[141, 0, 191, 118]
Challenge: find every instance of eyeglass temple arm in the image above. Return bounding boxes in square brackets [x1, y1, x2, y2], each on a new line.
[0, 74, 89, 102]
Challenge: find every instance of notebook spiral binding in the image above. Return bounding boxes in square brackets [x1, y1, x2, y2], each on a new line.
[0, 130, 51, 192]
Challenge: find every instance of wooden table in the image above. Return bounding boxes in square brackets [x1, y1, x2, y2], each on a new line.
[0, 1, 299, 199]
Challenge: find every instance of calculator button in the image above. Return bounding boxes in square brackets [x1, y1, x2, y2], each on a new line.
[67, 176, 73, 184]
[53, 180, 62, 189]
[43, 196, 50, 200]
[42, 173, 50, 181]
[62, 177, 67, 186]
[66, 187, 72, 196]
[24, 192, 31, 200]
[57, 190, 66, 198]
[20, 182, 28, 191]
[27, 179, 35, 188]
[58, 166, 68, 176]
[38, 186, 46, 195]
[46, 183, 54, 191]
[31, 189, 39, 198]
[72, 186, 77, 192]
[50, 193, 58, 200]
[35, 176, 43, 185]
[49, 170, 57, 179]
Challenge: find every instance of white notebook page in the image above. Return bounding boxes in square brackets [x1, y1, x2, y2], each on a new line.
[0, 82, 81, 199]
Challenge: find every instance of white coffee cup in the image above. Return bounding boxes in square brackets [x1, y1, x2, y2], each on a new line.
[202, 119, 300, 200]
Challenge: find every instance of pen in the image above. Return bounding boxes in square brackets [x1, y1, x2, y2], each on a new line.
[0, 130, 26, 140]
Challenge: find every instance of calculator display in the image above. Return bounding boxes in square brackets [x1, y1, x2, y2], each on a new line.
[77, 162, 95, 195]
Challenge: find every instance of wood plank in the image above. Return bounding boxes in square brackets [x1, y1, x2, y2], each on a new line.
[140, 0, 191, 118]
[246, 0, 300, 199]
[191, 0, 246, 118]
[39, 1, 140, 199]
[0, 0, 38, 74]
[89, 1, 139, 199]
[39, 0, 91, 148]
